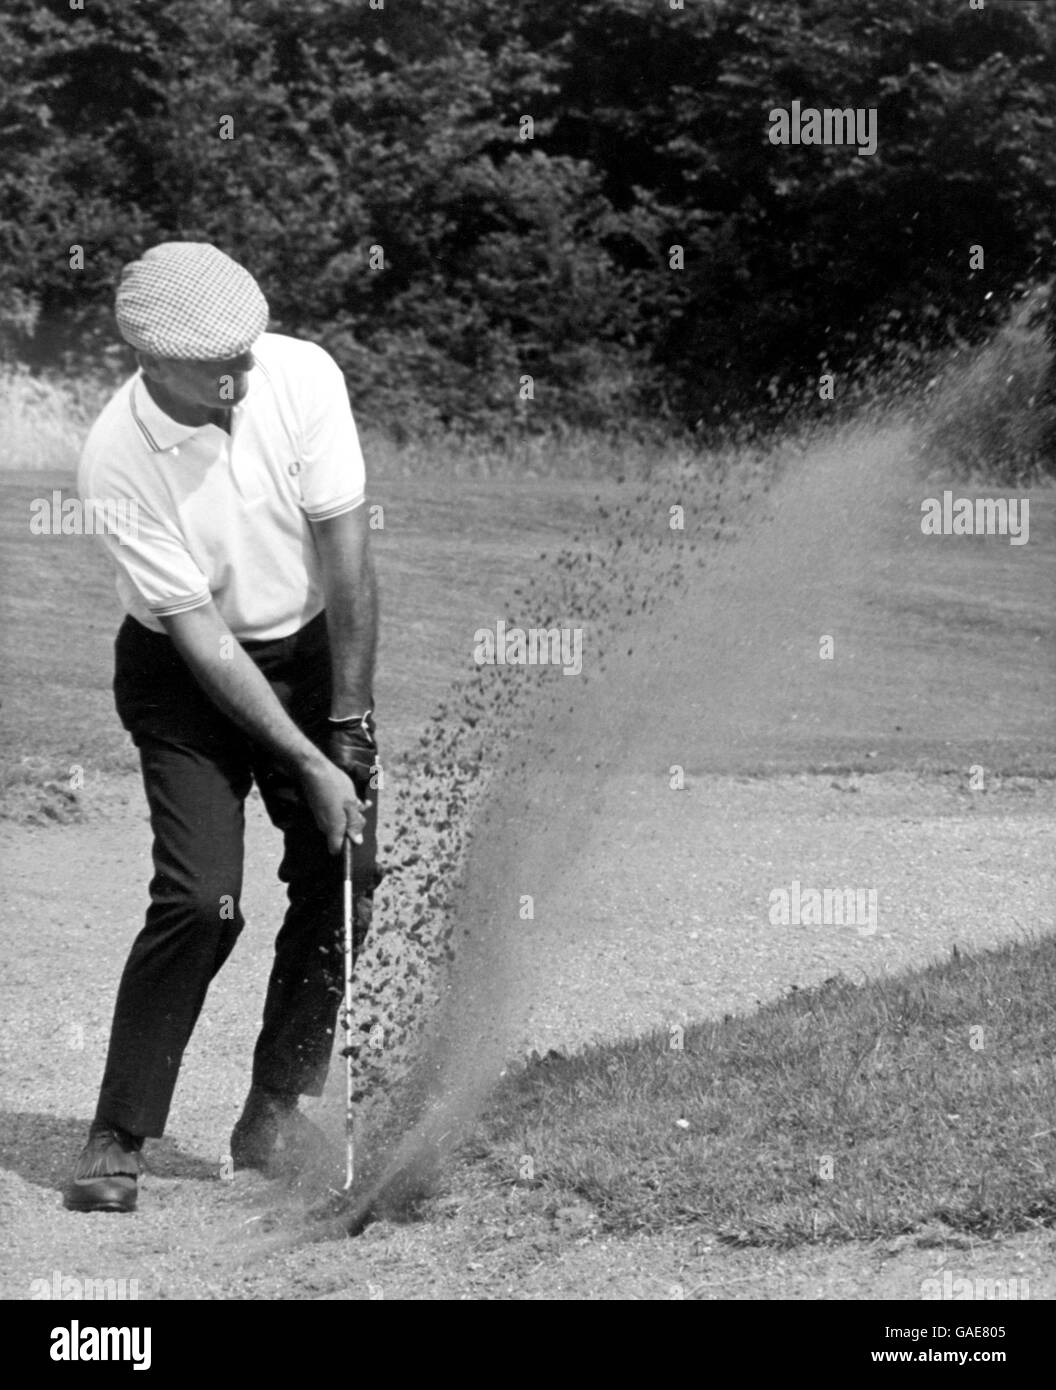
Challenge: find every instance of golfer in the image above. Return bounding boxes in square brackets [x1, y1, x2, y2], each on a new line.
[65, 242, 380, 1213]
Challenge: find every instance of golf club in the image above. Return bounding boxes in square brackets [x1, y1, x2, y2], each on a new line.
[342, 832, 355, 1191]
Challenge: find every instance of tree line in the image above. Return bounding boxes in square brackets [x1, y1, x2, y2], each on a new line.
[1, 0, 1053, 439]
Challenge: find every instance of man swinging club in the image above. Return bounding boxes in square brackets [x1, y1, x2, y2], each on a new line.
[65, 242, 380, 1213]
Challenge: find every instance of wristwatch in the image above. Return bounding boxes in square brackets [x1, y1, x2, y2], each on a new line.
[328, 708, 375, 732]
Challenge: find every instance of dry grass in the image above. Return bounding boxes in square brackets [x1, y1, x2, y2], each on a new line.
[0, 362, 705, 483]
[0, 367, 111, 472]
[7, 295, 1055, 486]
[914, 286, 1056, 486]
[362, 426, 708, 484]
[0, 352, 793, 488]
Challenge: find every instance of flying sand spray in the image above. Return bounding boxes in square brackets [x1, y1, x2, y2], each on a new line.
[329, 408, 974, 1237]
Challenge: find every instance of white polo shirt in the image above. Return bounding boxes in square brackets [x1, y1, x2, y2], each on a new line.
[77, 332, 366, 641]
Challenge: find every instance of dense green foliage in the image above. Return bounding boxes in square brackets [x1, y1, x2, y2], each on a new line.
[2, 0, 1054, 436]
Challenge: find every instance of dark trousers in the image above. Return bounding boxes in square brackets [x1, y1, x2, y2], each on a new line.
[95, 612, 379, 1138]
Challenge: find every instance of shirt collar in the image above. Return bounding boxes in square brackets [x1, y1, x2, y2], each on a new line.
[129, 374, 207, 453]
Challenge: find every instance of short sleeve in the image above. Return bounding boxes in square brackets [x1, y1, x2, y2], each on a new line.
[84, 494, 211, 618]
[297, 349, 366, 521]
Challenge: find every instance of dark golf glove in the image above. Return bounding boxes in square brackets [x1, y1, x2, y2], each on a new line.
[328, 708, 378, 799]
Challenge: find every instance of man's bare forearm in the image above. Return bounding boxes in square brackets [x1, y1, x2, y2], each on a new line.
[159, 604, 327, 776]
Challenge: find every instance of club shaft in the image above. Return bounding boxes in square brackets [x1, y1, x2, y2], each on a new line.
[343, 836, 355, 1189]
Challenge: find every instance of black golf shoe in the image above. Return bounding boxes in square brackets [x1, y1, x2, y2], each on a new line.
[230, 1085, 334, 1177]
[63, 1125, 143, 1213]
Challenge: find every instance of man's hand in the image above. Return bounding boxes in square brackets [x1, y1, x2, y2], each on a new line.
[328, 710, 378, 800]
[301, 754, 369, 855]
[158, 602, 369, 855]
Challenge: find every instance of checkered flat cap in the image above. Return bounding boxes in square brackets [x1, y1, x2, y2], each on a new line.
[115, 242, 268, 360]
